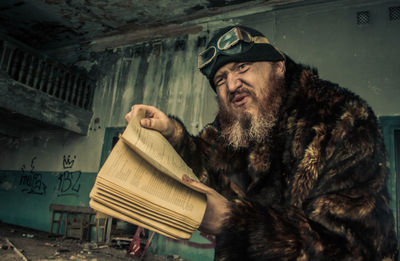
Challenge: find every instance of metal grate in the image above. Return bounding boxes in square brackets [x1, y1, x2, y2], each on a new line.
[389, 6, 400, 21]
[0, 39, 94, 110]
[357, 11, 370, 25]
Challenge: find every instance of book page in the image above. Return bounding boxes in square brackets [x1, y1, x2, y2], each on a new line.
[120, 111, 200, 185]
[93, 181, 199, 227]
[95, 140, 206, 221]
[89, 200, 191, 240]
[90, 188, 194, 232]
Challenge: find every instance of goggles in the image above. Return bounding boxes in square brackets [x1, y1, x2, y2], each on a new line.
[198, 27, 270, 77]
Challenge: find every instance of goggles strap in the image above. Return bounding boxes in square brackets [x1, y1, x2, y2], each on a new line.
[198, 34, 275, 70]
[252, 36, 270, 44]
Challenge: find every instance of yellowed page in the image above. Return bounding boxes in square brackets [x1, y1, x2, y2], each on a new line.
[91, 185, 196, 231]
[90, 193, 193, 235]
[89, 200, 191, 240]
[120, 111, 201, 186]
[93, 181, 199, 228]
[94, 140, 206, 222]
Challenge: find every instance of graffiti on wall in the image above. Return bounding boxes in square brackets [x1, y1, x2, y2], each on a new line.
[63, 155, 76, 169]
[56, 155, 82, 197]
[16, 155, 83, 197]
[19, 157, 47, 195]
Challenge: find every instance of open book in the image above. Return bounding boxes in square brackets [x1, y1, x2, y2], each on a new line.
[89, 112, 207, 240]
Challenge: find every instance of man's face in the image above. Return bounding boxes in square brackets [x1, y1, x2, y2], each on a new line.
[213, 61, 285, 148]
[214, 61, 285, 118]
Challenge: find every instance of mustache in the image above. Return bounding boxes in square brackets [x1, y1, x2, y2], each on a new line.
[228, 87, 253, 103]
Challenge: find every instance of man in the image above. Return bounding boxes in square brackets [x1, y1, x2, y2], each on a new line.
[125, 26, 398, 260]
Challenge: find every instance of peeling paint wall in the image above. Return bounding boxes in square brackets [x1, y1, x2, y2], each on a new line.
[91, 34, 219, 135]
[0, 0, 399, 259]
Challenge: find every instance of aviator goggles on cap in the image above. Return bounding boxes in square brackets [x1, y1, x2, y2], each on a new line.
[198, 27, 270, 78]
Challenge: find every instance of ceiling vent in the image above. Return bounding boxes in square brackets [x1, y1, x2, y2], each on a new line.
[389, 6, 400, 21]
[357, 11, 370, 25]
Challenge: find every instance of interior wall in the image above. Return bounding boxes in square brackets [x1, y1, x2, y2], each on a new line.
[0, 0, 398, 256]
[255, 0, 400, 116]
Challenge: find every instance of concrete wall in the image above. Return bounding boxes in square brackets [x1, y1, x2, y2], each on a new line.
[0, 0, 399, 259]
[254, 0, 400, 116]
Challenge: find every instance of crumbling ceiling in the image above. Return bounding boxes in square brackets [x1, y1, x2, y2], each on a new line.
[0, 0, 306, 50]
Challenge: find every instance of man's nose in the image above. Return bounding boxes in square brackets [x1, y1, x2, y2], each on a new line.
[226, 73, 242, 93]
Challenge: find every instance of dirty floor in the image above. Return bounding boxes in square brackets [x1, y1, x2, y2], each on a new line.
[0, 222, 178, 261]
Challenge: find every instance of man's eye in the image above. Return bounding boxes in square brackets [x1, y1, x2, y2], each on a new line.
[238, 63, 249, 72]
[215, 78, 225, 87]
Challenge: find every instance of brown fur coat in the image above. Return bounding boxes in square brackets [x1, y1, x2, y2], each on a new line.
[169, 57, 398, 260]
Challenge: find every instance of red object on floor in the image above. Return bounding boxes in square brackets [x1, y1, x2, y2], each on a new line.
[127, 226, 155, 260]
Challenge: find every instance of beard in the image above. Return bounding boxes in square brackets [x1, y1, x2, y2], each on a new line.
[217, 70, 285, 150]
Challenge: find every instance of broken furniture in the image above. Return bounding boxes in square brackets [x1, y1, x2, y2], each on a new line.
[95, 212, 113, 243]
[49, 204, 96, 241]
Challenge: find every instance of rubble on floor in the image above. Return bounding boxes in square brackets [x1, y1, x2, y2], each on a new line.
[0, 222, 172, 261]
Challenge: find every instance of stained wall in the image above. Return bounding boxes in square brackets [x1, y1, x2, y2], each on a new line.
[0, 0, 399, 259]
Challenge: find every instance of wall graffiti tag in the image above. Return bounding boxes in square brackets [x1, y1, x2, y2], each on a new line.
[63, 155, 76, 169]
[56, 171, 81, 196]
[56, 155, 82, 197]
[19, 157, 47, 195]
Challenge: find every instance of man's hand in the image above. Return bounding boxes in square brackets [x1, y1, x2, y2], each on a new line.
[125, 104, 175, 139]
[183, 175, 230, 235]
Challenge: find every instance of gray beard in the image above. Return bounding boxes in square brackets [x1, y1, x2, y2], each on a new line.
[217, 72, 285, 150]
[219, 107, 275, 149]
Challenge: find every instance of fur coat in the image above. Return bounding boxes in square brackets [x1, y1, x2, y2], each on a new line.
[169, 57, 398, 260]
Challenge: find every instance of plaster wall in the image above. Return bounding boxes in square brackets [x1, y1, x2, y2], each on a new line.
[252, 0, 400, 116]
[0, 0, 398, 259]
[3, 0, 398, 171]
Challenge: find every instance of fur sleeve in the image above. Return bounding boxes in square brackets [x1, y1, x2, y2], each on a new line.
[167, 116, 218, 184]
[215, 100, 398, 260]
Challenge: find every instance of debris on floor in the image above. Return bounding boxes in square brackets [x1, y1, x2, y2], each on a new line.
[4, 237, 29, 261]
[0, 222, 173, 261]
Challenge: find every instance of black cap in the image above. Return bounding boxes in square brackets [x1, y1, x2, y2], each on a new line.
[200, 25, 285, 91]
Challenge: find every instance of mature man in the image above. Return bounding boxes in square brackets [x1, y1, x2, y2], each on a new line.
[125, 26, 398, 260]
